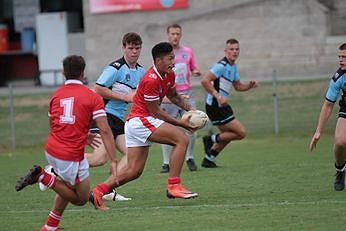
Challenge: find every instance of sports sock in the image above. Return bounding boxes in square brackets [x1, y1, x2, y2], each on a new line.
[185, 132, 196, 160]
[44, 210, 62, 230]
[211, 134, 220, 143]
[205, 149, 219, 162]
[39, 171, 56, 189]
[209, 149, 220, 158]
[168, 177, 181, 185]
[96, 182, 110, 194]
[161, 144, 172, 165]
[335, 162, 346, 172]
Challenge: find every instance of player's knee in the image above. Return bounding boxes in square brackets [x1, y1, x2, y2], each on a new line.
[237, 129, 246, 140]
[178, 135, 189, 147]
[335, 138, 346, 149]
[73, 196, 89, 206]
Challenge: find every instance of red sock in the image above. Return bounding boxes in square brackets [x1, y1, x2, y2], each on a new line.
[168, 177, 181, 185]
[96, 182, 110, 194]
[44, 210, 62, 229]
[39, 171, 56, 188]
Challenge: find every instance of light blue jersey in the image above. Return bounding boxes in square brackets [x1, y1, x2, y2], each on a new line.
[205, 57, 240, 106]
[325, 68, 346, 103]
[96, 57, 145, 121]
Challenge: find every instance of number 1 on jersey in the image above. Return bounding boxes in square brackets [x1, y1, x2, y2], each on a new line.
[60, 97, 75, 124]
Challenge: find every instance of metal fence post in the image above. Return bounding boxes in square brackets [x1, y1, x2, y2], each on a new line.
[272, 70, 279, 134]
[8, 83, 16, 149]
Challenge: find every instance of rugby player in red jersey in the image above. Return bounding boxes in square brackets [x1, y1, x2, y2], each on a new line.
[15, 55, 117, 230]
[90, 42, 198, 210]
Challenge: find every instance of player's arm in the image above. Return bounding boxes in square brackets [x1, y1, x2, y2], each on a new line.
[166, 86, 194, 111]
[201, 71, 228, 106]
[94, 116, 117, 175]
[309, 100, 334, 151]
[233, 79, 258, 91]
[145, 98, 196, 132]
[95, 84, 135, 102]
[192, 68, 201, 77]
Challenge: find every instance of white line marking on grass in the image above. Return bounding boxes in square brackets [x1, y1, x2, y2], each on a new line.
[2, 199, 346, 214]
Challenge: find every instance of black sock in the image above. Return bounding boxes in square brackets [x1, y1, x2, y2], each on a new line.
[209, 149, 219, 158]
[335, 162, 346, 171]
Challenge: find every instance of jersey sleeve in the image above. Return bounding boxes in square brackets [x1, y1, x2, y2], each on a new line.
[234, 65, 240, 81]
[143, 78, 160, 102]
[188, 48, 198, 72]
[91, 92, 106, 119]
[96, 66, 118, 87]
[325, 78, 341, 103]
[210, 63, 224, 79]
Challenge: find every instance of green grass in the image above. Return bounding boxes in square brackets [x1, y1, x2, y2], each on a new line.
[0, 133, 343, 230]
[0, 79, 344, 230]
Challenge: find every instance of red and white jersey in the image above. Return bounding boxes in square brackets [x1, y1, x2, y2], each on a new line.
[127, 66, 175, 119]
[45, 80, 106, 161]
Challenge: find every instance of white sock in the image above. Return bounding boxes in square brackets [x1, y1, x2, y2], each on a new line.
[161, 144, 172, 165]
[185, 132, 196, 160]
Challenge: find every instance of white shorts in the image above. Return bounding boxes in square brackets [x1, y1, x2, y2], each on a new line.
[125, 116, 164, 147]
[45, 151, 89, 186]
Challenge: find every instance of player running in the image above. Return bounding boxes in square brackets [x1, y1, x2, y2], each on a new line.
[85, 32, 145, 201]
[201, 38, 258, 168]
[89, 42, 198, 210]
[15, 55, 117, 230]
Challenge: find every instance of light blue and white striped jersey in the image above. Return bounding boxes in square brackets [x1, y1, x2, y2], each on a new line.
[326, 68, 346, 103]
[96, 57, 145, 121]
[206, 57, 240, 106]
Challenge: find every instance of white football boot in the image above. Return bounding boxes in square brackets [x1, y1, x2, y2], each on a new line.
[102, 188, 132, 201]
[38, 165, 55, 191]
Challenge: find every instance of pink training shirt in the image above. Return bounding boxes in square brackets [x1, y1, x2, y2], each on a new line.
[173, 45, 198, 91]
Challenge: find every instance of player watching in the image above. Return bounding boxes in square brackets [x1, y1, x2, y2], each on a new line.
[160, 23, 201, 173]
[310, 43, 346, 191]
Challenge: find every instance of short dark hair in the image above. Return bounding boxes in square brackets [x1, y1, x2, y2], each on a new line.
[166, 23, 181, 33]
[339, 43, 346, 50]
[226, 38, 239, 45]
[151, 42, 173, 60]
[63, 55, 85, 80]
[122, 32, 142, 47]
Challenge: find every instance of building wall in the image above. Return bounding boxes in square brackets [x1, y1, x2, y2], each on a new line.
[83, 0, 346, 82]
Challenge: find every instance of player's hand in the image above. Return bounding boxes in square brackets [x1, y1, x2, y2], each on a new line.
[87, 132, 102, 149]
[109, 160, 119, 185]
[309, 132, 321, 152]
[192, 69, 201, 77]
[216, 95, 228, 107]
[123, 91, 136, 102]
[109, 161, 117, 176]
[180, 114, 198, 133]
[249, 80, 259, 89]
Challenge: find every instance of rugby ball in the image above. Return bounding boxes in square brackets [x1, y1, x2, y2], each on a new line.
[182, 110, 209, 129]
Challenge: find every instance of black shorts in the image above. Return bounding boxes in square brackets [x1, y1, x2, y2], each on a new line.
[90, 113, 125, 138]
[205, 104, 235, 125]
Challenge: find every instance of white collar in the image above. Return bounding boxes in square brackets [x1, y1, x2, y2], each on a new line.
[65, 79, 83, 85]
[153, 64, 163, 80]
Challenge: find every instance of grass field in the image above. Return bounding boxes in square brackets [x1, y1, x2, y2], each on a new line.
[1, 79, 345, 230]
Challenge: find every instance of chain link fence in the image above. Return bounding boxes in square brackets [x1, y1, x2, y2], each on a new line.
[0, 77, 339, 152]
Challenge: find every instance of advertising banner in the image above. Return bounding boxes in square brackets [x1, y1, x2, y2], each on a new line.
[90, 0, 189, 14]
